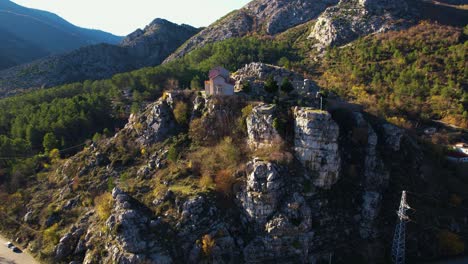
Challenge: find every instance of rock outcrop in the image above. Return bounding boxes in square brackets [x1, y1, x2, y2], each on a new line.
[309, 0, 409, 49]
[18, 91, 459, 264]
[102, 188, 173, 264]
[382, 123, 404, 151]
[353, 112, 389, 239]
[121, 96, 177, 146]
[237, 159, 284, 225]
[233, 62, 319, 96]
[294, 107, 341, 189]
[55, 211, 93, 261]
[246, 104, 280, 149]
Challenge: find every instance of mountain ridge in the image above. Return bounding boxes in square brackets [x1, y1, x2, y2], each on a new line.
[0, 18, 199, 97]
[0, 0, 122, 69]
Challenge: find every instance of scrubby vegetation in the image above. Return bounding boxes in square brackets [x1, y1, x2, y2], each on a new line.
[320, 22, 468, 128]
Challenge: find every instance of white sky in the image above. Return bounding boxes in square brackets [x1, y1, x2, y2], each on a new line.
[10, 0, 252, 36]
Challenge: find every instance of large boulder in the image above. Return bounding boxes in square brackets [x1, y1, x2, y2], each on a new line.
[237, 159, 284, 225]
[102, 188, 173, 264]
[294, 107, 341, 189]
[122, 96, 176, 146]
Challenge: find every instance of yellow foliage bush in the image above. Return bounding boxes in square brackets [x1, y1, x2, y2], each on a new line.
[94, 192, 113, 221]
[199, 174, 214, 190]
[202, 234, 215, 257]
[43, 223, 60, 245]
[49, 148, 61, 163]
[438, 229, 465, 256]
[173, 101, 189, 125]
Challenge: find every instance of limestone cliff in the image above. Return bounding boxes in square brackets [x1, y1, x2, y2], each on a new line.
[294, 108, 341, 189]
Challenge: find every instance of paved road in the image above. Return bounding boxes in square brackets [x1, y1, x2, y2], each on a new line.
[0, 235, 38, 264]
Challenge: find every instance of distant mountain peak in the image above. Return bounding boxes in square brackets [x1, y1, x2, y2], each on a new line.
[0, 17, 199, 96]
[149, 18, 172, 26]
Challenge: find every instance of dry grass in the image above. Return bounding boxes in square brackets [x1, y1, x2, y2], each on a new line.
[94, 192, 113, 221]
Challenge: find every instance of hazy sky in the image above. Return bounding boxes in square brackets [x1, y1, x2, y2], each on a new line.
[11, 0, 252, 36]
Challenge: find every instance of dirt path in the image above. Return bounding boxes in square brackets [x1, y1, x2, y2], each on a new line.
[0, 234, 38, 264]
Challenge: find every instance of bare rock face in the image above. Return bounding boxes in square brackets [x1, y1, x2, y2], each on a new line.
[244, 0, 339, 35]
[294, 107, 341, 189]
[237, 159, 284, 225]
[246, 104, 280, 149]
[382, 123, 404, 151]
[122, 96, 176, 146]
[353, 112, 389, 239]
[164, 0, 337, 62]
[55, 211, 93, 261]
[309, 0, 408, 49]
[102, 188, 173, 264]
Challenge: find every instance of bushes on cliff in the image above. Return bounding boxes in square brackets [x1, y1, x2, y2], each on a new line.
[438, 229, 465, 256]
[94, 192, 113, 221]
[201, 234, 216, 257]
[173, 101, 190, 125]
[190, 137, 243, 196]
[189, 96, 247, 146]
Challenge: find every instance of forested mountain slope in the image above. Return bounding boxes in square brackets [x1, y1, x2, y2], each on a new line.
[0, 19, 199, 97]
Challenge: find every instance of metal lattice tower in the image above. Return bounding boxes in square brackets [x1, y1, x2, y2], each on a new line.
[392, 191, 411, 264]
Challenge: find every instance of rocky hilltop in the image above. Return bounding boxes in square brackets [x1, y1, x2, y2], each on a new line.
[0, 19, 198, 97]
[164, 0, 338, 62]
[5, 73, 464, 263]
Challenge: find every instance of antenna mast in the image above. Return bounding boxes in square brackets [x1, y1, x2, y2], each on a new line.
[392, 190, 411, 264]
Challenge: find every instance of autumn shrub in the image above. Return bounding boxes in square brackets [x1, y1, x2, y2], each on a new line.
[252, 136, 293, 164]
[48, 148, 61, 163]
[43, 223, 60, 245]
[94, 192, 113, 221]
[201, 234, 216, 257]
[214, 169, 236, 196]
[199, 174, 214, 190]
[189, 118, 205, 145]
[173, 101, 190, 125]
[438, 229, 465, 256]
[190, 137, 241, 175]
